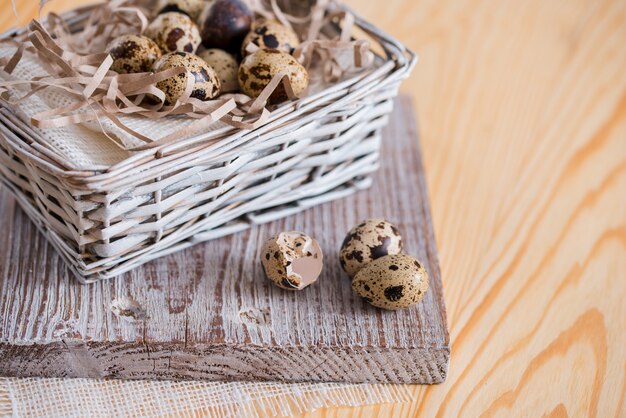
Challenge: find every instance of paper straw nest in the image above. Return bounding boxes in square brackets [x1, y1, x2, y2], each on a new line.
[0, 0, 372, 151]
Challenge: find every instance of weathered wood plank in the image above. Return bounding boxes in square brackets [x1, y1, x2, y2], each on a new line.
[0, 96, 449, 384]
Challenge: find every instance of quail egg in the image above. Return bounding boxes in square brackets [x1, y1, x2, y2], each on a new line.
[145, 12, 201, 54]
[352, 254, 429, 310]
[339, 219, 403, 278]
[238, 49, 309, 103]
[153, 52, 220, 104]
[241, 18, 300, 56]
[157, 0, 206, 21]
[260, 231, 323, 290]
[198, 48, 239, 92]
[201, 0, 253, 51]
[106, 34, 162, 74]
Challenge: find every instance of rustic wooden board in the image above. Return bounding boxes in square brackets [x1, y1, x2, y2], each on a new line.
[0, 96, 449, 384]
[3, 1, 625, 417]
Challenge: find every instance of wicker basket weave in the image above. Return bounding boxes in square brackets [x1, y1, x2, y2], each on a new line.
[0, 3, 415, 283]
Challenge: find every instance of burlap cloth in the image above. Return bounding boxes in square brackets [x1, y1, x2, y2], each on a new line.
[0, 378, 411, 417]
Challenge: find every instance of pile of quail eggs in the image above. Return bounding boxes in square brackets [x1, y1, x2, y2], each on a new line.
[260, 219, 429, 311]
[105, 0, 309, 105]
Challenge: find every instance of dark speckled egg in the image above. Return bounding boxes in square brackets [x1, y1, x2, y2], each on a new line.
[106, 35, 162, 74]
[339, 219, 403, 278]
[145, 12, 201, 54]
[153, 52, 221, 104]
[201, 0, 253, 52]
[352, 254, 429, 310]
[241, 19, 300, 56]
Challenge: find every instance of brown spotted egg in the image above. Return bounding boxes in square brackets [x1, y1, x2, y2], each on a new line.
[339, 219, 403, 278]
[238, 49, 308, 103]
[241, 19, 300, 56]
[145, 12, 201, 54]
[260, 231, 323, 290]
[198, 49, 239, 92]
[153, 52, 220, 104]
[352, 254, 429, 310]
[106, 35, 162, 74]
[157, 0, 206, 21]
[201, 0, 253, 51]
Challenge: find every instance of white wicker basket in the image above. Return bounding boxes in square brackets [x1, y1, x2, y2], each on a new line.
[0, 2, 415, 283]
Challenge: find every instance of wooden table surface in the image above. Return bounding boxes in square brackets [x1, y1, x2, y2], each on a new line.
[1, 0, 625, 417]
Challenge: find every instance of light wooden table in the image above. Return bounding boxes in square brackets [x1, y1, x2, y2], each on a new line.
[1, 0, 625, 417]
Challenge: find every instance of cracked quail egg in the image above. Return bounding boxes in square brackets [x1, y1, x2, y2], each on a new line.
[157, 0, 206, 21]
[339, 219, 403, 278]
[198, 48, 239, 92]
[238, 49, 309, 103]
[145, 12, 201, 54]
[261, 231, 323, 290]
[106, 34, 162, 74]
[352, 254, 429, 310]
[241, 18, 300, 56]
[153, 52, 220, 104]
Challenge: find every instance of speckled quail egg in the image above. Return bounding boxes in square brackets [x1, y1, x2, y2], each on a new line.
[339, 219, 403, 278]
[145, 12, 201, 54]
[352, 254, 429, 310]
[106, 34, 162, 74]
[198, 48, 239, 92]
[153, 52, 220, 104]
[260, 231, 323, 290]
[238, 49, 308, 103]
[201, 0, 253, 51]
[241, 18, 300, 56]
[157, 0, 206, 21]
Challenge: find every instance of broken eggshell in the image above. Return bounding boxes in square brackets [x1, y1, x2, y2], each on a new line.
[260, 231, 323, 290]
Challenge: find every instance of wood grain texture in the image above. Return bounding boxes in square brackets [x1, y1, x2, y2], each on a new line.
[1, 0, 626, 416]
[0, 97, 449, 384]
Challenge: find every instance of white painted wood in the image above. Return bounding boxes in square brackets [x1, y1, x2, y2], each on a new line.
[0, 97, 449, 384]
